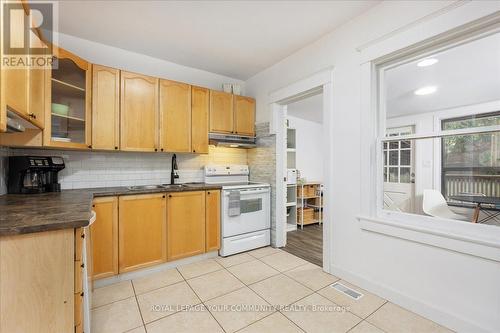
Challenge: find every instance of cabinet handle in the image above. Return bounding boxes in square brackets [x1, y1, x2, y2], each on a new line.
[193, 149, 196, 153]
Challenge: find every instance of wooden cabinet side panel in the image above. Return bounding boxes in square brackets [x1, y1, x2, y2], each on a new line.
[234, 96, 255, 136]
[205, 190, 221, 252]
[167, 191, 206, 261]
[120, 71, 159, 151]
[118, 194, 166, 273]
[209, 90, 233, 134]
[160, 79, 191, 152]
[92, 65, 120, 150]
[191, 86, 209, 154]
[91, 196, 119, 279]
[0, 229, 74, 333]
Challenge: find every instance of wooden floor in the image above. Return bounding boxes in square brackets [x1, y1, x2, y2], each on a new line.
[283, 224, 323, 266]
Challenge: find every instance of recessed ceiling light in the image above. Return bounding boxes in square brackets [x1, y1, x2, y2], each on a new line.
[414, 86, 437, 96]
[417, 58, 438, 67]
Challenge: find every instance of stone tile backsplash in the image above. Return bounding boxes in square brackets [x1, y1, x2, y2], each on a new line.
[3, 146, 247, 190]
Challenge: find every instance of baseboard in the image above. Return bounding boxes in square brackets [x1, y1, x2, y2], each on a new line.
[94, 251, 219, 288]
[330, 264, 492, 333]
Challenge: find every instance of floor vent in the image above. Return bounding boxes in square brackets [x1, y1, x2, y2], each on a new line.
[330, 282, 364, 300]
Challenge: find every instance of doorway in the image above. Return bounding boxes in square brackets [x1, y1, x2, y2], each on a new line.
[269, 68, 334, 273]
[282, 92, 324, 266]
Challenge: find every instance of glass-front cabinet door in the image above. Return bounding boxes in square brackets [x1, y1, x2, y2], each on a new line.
[45, 46, 91, 149]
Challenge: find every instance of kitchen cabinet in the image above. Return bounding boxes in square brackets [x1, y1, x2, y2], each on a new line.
[44, 46, 92, 149]
[191, 86, 209, 153]
[120, 71, 159, 152]
[92, 65, 120, 150]
[159, 79, 191, 152]
[91, 196, 118, 279]
[0, 229, 74, 333]
[234, 95, 255, 136]
[205, 190, 221, 252]
[167, 191, 206, 261]
[209, 90, 233, 134]
[119, 193, 166, 273]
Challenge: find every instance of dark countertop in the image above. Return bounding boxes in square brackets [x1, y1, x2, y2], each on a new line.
[0, 184, 222, 236]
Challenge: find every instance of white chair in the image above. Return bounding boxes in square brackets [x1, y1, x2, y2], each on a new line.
[422, 189, 469, 221]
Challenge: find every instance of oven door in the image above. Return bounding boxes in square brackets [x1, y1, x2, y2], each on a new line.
[222, 187, 271, 237]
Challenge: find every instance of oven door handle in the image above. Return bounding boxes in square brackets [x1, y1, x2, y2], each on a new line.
[224, 189, 270, 196]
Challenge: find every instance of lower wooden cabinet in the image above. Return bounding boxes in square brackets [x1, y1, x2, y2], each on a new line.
[206, 190, 221, 252]
[89, 190, 221, 278]
[167, 191, 206, 261]
[0, 229, 74, 333]
[118, 194, 167, 273]
[91, 196, 119, 279]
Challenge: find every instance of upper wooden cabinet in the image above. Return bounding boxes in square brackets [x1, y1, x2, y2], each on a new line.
[45, 47, 92, 149]
[159, 79, 191, 152]
[167, 191, 206, 261]
[92, 65, 120, 150]
[91, 196, 118, 280]
[120, 71, 159, 152]
[205, 190, 221, 252]
[209, 90, 233, 134]
[234, 96, 255, 136]
[191, 86, 209, 154]
[209, 91, 255, 136]
[118, 193, 167, 273]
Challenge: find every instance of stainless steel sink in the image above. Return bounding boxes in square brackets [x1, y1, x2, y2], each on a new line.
[127, 185, 169, 190]
[161, 184, 186, 189]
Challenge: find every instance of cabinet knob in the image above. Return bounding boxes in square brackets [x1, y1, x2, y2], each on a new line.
[80, 263, 85, 268]
[81, 233, 85, 239]
[88, 145, 92, 149]
[161, 148, 164, 152]
[168, 194, 172, 198]
[114, 146, 118, 150]
[207, 191, 210, 195]
[154, 148, 158, 152]
[162, 195, 165, 198]
[80, 292, 84, 297]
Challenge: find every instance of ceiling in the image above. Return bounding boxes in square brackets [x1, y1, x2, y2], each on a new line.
[287, 93, 323, 123]
[55, 1, 377, 80]
[386, 32, 500, 118]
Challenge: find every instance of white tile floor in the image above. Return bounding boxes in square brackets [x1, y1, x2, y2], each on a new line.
[91, 247, 453, 333]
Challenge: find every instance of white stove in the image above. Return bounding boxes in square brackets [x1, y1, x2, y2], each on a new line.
[204, 165, 271, 256]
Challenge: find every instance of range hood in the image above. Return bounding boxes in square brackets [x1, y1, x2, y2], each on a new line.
[209, 133, 256, 148]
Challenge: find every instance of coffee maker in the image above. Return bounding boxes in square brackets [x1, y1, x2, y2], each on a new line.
[8, 156, 65, 194]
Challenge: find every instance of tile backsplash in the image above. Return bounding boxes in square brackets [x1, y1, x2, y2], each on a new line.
[4, 146, 247, 190]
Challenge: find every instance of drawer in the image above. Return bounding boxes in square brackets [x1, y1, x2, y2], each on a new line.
[74, 260, 83, 293]
[74, 228, 84, 261]
[74, 292, 83, 326]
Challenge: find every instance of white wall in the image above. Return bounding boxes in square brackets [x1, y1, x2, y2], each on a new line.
[287, 115, 324, 182]
[56, 32, 245, 92]
[245, 1, 500, 332]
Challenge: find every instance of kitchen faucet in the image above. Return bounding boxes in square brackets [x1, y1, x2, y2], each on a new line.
[171, 154, 179, 185]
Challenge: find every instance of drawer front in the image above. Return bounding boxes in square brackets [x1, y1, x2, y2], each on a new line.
[74, 228, 84, 261]
[74, 292, 83, 326]
[74, 260, 83, 293]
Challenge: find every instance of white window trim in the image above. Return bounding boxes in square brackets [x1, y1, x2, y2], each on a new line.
[359, 8, 500, 262]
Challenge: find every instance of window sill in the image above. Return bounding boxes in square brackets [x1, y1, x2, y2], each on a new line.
[357, 213, 500, 262]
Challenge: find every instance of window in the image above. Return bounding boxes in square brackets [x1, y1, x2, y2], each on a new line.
[379, 30, 500, 226]
[441, 112, 500, 200]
